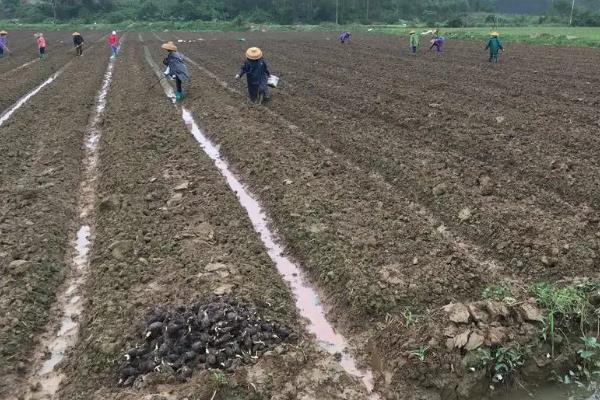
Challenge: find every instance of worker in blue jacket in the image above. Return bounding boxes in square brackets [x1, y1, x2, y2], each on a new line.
[485, 32, 504, 63]
[235, 47, 271, 103]
[161, 41, 190, 102]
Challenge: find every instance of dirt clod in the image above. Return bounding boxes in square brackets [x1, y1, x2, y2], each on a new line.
[443, 303, 470, 324]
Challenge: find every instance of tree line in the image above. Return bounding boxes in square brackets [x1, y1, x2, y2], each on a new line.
[1, 0, 600, 26]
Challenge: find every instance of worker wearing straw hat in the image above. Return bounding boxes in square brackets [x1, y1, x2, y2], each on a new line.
[161, 41, 189, 102]
[409, 30, 419, 54]
[72, 32, 84, 56]
[235, 47, 271, 103]
[485, 31, 504, 63]
[0, 31, 10, 58]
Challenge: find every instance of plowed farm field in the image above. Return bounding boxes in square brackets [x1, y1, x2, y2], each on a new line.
[1, 30, 599, 400]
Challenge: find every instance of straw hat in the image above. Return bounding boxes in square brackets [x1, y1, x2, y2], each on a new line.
[0, 30, 7, 35]
[112, 31, 116, 35]
[491, 31, 499, 37]
[409, 30, 415, 34]
[73, 32, 80, 36]
[161, 41, 177, 51]
[246, 47, 262, 60]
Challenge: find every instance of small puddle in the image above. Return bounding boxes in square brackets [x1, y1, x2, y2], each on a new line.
[144, 43, 379, 397]
[24, 46, 118, 399]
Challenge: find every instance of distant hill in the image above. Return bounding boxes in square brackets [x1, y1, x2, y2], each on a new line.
[496, 0, 552, 14]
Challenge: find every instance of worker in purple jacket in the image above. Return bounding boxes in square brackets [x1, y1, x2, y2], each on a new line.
[0, 31, 10, 58]
[339, 32, 352, 44]
[429, 35, 445, 54]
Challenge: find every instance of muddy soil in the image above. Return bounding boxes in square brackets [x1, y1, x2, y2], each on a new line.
[0, 43, 108, 397]
[57, 39, 366, 400]
[2, 30, 599, 400]
[164, 32, 600, 397]
[0, 31, 104, 111]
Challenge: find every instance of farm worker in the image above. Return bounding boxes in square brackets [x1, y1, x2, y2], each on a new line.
[108, 31, 119, 58]
[72, 32, 84, 56]
[429, 34, 444, 54]
[0, 31, 9, 58]
[35, 33, 46, 60]
[339, 32, 352, 44]
[485, 32, 504, 63]
[235, 47, 271, 103]
[161, 41, 189, 103]
[409, 31, 419, 54]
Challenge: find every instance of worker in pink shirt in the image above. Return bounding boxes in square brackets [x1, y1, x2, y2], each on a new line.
[35, 33, 46, 59]
[108, 31, 119, 58]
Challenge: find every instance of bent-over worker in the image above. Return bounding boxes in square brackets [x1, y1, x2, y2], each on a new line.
[162, 41, 190, 102]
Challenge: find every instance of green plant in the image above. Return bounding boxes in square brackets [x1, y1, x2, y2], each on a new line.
[409, 345, 429, 362]
[557, 336, 600, 389]
[401, 309, 416, 328]
[212, 370, 228, 386]
[531, 282, 590, 357]
[474, 346, 524, 383]
[482, 283, 513, 301]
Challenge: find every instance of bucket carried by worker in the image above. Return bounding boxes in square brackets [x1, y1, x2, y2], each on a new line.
[267, 74, 279, 88]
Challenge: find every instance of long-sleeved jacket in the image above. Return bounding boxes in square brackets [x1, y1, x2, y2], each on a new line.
[0, 36, 6, 50]
[108, 34, 118, 47]
[410, 34, 419, 47]
[37, 36, 46, 49]
[163, 51, 190, 81]
[73, 35, 84, 46]
[238, 58, 270, 86]
[485, 37, 503, 53]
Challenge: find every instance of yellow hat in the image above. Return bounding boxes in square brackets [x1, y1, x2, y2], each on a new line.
[0, 30, 7, 35]
[491, 32, 499, 37]
[246, 47, 262, 60]
[161, 41, 178, 51]
[409, 30, 415, 34]
[72, 32, 80, 36]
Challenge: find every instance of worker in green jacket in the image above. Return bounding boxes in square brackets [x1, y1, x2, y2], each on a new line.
[485, 32, 504, 63]
[409, 31, 419, 54]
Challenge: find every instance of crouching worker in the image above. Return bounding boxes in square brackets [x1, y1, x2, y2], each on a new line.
[161, 41, 190, 103]
[235, 47, 270, 104]
[339, 31, 352, 44]
[485, 32, 504, 63]
[73, 32, 84, 56]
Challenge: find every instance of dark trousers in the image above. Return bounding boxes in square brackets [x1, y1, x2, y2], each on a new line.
[411, 46, 417, 54]
[247, 83, 268, 103]
[0, 47, 3, 57]
[176, 77, 182, 93]
[76, 45, 83, 56]
[489, 51, 498, 63]
[39, 47, 45, 55]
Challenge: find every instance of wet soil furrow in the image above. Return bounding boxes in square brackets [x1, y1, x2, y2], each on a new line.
[0, 44, 108, 397]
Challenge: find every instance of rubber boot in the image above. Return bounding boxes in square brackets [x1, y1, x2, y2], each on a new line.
[175, 91, 183, 102]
